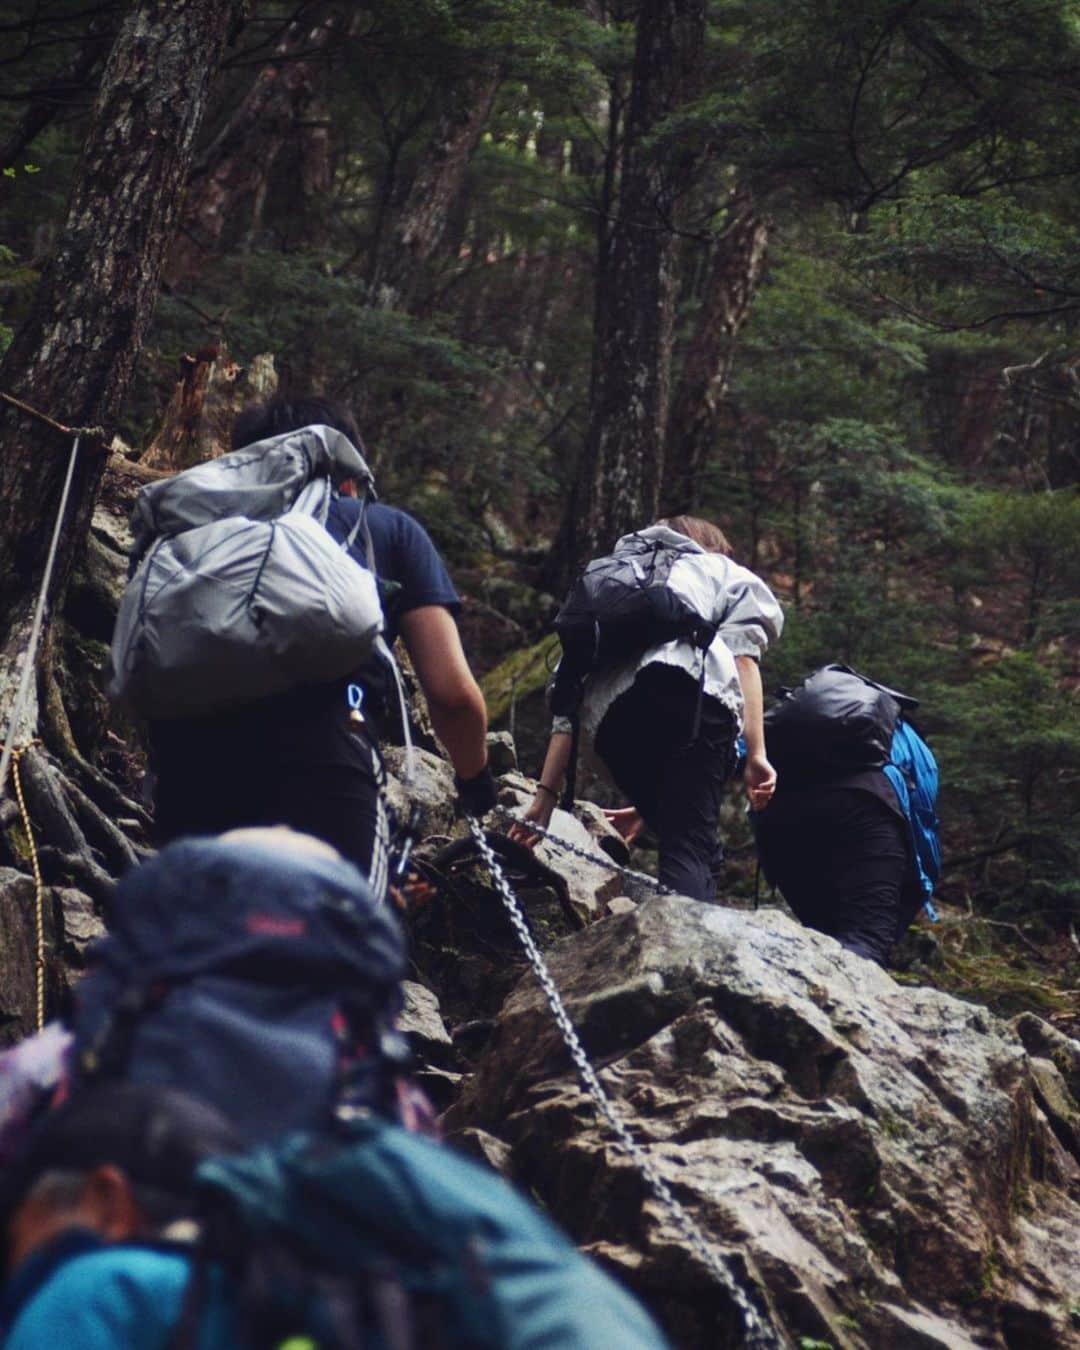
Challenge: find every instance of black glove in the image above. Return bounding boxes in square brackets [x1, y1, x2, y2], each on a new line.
[455, 765, 498, 818]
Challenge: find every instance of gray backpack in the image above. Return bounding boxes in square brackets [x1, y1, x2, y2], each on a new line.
[106, 424, 386, 720]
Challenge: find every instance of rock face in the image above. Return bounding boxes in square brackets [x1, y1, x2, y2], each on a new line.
[446, 897, 1080, 1350]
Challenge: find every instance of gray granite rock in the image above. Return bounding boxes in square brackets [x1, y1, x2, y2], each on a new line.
[447, 898, 1080, 1350]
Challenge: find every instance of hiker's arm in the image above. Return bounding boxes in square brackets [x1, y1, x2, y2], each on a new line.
[399, 606, 488, 778]
[714, 563, 784, 661]
[736, 654, 776, 810]
[508, 730, 572, 845]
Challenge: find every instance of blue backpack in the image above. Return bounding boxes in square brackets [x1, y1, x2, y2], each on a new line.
[171, 1113, 669, 1349]
[883, 719, 941, 907]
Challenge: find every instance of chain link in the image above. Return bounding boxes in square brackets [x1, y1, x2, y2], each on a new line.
[466, 817, 782, 1350]
[490, 804, 679, 897]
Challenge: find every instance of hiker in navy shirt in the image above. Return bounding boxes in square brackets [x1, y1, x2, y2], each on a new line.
[150, 395, 495, 893]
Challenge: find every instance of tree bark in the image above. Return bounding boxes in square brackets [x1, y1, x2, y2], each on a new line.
[661, 200, 770, 512]
[371, 72, 501, 313]
[165, 0, 343, 289]
[569, 0, 707, 571]
[0, 0, 241, 696]
[141, 345, 278, 472]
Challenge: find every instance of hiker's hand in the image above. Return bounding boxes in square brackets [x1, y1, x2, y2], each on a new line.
[507, 790, 555, 850]
[456, 764, 497, 818]
[390, 870, 437, 913]
[603, 806, 644, 845]
[744, 753, 777, 811]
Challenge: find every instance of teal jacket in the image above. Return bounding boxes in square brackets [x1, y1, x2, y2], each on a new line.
[2, 1238, 236, 1349]
[1, 1113, 671, 1349]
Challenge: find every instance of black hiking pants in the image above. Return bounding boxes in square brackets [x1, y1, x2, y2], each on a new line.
[151, 703, 391, 897]
[752, 785, 921, 965]
[594, 664, 737, 903]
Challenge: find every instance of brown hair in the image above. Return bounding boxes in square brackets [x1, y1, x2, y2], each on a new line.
[657, 515, 732, 556]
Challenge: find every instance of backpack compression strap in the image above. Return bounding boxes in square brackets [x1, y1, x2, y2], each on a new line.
[560, 716, 581, 812]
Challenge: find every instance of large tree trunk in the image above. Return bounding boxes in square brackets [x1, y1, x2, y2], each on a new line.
[0, 0, 239, 643]
[569, 0, 706, 571]
[0, 0, 242, 1041]
[370, 72, 501, 313]
[661, 199, 770, 512]
[165, 1, 343, 289]
[0, 0, 240, 1041]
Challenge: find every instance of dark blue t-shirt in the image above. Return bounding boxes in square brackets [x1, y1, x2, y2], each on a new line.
[325, 498, 459, 645]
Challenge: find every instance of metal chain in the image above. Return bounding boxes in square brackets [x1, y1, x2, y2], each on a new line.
[466, 817, 782, 1350]
[490, 804, 678, 897]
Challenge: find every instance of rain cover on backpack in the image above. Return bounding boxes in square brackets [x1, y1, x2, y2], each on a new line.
[106, 425, 384, 719]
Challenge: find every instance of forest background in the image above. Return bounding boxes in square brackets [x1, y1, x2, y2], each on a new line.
[0, 0, 1077, 1026]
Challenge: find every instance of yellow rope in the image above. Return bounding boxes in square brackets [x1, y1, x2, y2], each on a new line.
[1, 741, 46, 1031]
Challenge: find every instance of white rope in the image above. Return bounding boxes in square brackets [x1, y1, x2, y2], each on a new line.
[0, 434, 81, 803]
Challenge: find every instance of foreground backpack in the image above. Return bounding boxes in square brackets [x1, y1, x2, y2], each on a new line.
[106, 424, 384, 719]
[549, 530, 718, 720]
[71, 837, 413, 1145]
[764, 664, 941, 900]
[175, 1112, 669, 1350]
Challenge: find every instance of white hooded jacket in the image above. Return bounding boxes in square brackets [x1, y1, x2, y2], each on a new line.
[552, 526, 784, 740]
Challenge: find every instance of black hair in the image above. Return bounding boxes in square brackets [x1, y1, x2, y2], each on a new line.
[231, 394, 365, 454]
[0, 1083, 242, 1238]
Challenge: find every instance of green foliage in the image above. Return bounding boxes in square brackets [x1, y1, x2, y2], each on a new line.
[931, 653, 1080, 918]
[2, 0, 1078, 997]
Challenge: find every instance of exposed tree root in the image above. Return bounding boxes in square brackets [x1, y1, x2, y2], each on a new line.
[40, 638, 151, 833]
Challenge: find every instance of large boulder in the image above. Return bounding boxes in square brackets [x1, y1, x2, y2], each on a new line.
[446, 897, 1080, 1350]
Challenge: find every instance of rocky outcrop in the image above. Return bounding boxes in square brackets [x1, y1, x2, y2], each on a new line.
[445, 897, 1080, 1350]
[0, 867, 106, 1044]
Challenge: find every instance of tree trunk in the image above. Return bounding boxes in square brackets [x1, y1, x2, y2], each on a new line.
[165, 1, 342, 289]
[569, 0, 706, 571]
[371, 73, 501, 313]
[141, 345, 279, 472]
[661, 200, 770, 512]
[0, 0, 239, 645]
[0, 0, 239, 1040]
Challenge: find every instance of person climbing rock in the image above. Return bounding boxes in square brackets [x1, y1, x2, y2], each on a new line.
[512, 516, 783, 902]
[141, 394, 496, 892]
[0, 833, 670, 1350]
[751, 664, 941, 966]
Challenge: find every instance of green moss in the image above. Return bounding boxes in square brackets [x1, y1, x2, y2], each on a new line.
[896, 914, 1079, 1027]
[480, 635, 560, 723]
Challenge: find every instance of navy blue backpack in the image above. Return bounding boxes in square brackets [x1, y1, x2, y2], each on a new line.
[71, 837, 411, 1143]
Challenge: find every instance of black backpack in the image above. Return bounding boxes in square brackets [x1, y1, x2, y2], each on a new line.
[71, 837, 411, 1144]
[764, 663, 919, 784]
[550, 532, 718, 719]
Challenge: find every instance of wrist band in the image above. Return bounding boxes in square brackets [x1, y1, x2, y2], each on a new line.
[535, 783, 558, 801]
